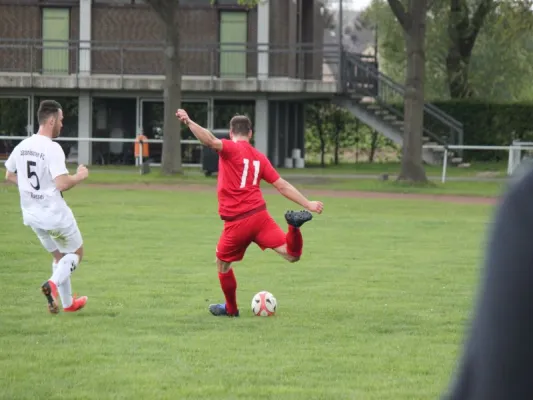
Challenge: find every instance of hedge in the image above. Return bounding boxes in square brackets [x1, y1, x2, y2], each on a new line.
[432, 101, 533, 161]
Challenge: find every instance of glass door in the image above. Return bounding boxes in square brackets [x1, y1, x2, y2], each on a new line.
[0, 96, 30, 161]
[139, 99, 208, 165]
[140, 99, 163, 164]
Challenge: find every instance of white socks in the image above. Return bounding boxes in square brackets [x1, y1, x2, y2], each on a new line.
[50, 254, 80, 308]
[51, 253, 79, 286]
[52, 261, 73, 308]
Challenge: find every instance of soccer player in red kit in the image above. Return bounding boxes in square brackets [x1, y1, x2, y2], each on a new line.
[176, 109, 324, 317]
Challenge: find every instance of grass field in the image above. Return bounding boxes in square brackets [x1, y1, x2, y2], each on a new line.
[0, 181, 494, 399]
[81, 160, 509, 178]
[79, 163, 507, 198]
[291, 160, 508, 177]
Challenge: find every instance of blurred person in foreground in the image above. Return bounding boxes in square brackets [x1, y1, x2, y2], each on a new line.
[444, 161, 533, 399]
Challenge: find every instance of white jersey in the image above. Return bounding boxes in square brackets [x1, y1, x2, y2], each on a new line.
[4, 134, 75, 230]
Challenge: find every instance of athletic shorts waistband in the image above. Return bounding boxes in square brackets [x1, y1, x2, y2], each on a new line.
[220, 204, 267, 222]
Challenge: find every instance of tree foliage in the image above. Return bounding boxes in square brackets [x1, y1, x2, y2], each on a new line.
[431, 101, 533, 160]
[364, 0, 533, 101]
[305, 102, 396, 165]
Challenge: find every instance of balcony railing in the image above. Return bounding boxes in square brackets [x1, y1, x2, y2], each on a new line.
[0, 39, 341, 81]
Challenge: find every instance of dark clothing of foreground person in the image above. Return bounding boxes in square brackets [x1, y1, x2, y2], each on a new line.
[444, 164, 533, 400]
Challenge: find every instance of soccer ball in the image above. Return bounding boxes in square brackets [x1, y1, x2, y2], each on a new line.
[251, 291, 277, 317]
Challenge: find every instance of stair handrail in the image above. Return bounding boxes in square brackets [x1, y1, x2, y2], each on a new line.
[344, 52, 464, 143]
[363, 66, 463, 130]
[342, 55, 446, 145]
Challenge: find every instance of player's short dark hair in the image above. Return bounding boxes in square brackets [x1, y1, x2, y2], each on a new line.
[37, 100, 62, 125]
[230, 115, 252, 136]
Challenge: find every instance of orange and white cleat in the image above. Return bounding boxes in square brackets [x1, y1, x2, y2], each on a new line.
[64, 295, 88, 313]
[41, 280, 59, 314]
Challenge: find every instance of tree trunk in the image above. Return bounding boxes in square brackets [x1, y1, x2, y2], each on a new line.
[320, 137, 326, 167]
[446, 51, 474, 99]
[369, 129, 378, 163]
[334, 135, 340, 165]
[333, 115, 342, 165]
[354, 119, 360, 164]
[398, 6, 428, 183]
[311, 104, 327, 168]
[161, 10, 182, 175]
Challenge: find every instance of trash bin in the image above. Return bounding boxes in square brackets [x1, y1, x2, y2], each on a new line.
[202, 131, 230, 177]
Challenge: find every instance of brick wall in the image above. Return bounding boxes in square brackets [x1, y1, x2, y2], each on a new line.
[91, 5, 260, 77]
[69, 6, 79, 74]
[247, 7, 257, 78]
[0, 5, 40, 72]
[269, 0, 324, 80]
[269, 0, 291, 77]
[92, 6, 246, 76]
[0, 4, 80, 74]
[0, 2, 320, 80]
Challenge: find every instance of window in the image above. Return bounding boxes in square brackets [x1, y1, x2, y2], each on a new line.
[42, 8, 70, 75]
[219, 12, 248, 78]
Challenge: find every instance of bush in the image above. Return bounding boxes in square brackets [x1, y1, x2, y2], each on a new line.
[433, 101, 533, 161]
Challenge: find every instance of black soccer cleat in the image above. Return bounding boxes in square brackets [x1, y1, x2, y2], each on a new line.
[285, 210, 313, 228]
[208, 303, 240, 317]
[41, 280, 59, 314]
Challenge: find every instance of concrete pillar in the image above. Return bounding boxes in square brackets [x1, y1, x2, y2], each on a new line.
[257, 1, 269, 79]
[296, 103, 305, 160]
[27, 95, 34, 135]
[273, 101, 280, 166]
[283, 102, 291, 167]
[79, 0, 92, 75]
[78, 93, 92, 165]
[255, 97, 269, 156]
[288, 1, 298, 78]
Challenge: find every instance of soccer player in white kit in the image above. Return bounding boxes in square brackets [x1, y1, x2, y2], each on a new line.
[4, 100, 89, 314]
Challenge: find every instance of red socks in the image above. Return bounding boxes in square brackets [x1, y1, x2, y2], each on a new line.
[218, 268, 238, 314]
[217, 228, 303, 314]
[286, 225, 303, 258]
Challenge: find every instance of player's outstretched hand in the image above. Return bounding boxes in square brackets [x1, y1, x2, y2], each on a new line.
[76, 164, 89, 180]
[176, 109, 190, 125]
[307, 201, 324, 214]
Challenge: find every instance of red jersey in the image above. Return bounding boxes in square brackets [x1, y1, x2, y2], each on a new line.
[216, 139, 280, 220]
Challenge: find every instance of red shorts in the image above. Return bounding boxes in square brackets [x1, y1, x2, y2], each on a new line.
[216, 210, 286, 263]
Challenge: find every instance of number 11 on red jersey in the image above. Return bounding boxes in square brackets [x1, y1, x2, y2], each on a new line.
[240, 158, 260, 188]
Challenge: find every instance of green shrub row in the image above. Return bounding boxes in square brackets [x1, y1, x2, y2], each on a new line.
[432, 101, 533, 161]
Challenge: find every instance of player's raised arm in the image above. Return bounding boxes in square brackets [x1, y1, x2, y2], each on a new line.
[271, 178, 323, 214]
[261, 157, 323, 214]
[176, 109, 223, 152]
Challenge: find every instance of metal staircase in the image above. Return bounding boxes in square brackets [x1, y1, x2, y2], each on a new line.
[334, 52, 464, 165]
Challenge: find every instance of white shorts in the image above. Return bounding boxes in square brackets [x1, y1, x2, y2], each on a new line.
[32, 220, 83, 254]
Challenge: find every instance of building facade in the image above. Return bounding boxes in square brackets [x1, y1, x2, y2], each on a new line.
[0, 0, 337, 167]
